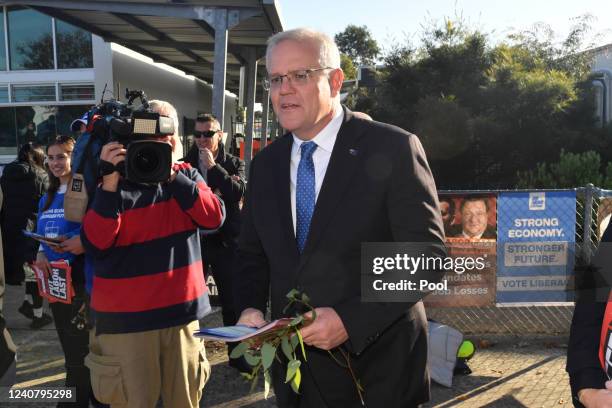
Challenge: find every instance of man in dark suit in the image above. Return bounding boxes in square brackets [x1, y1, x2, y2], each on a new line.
[448, 197, 496, 239]
[183, 114, 246, 369]
[235, 28, 445, 407]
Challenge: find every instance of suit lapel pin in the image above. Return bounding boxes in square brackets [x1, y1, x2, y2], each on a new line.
[349, 148, 358, 156]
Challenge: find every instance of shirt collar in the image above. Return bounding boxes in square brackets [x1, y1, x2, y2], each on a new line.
[292, 106, 343, 153]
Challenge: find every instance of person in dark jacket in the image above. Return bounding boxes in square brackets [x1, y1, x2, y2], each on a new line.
[0, 185, 17, 387]
[0, 142, 52, 328]
[567, 224, 612, 407]
[183, 113, 246, 370]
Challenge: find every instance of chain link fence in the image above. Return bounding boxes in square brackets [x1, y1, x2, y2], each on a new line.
[427, 185, 611, 335]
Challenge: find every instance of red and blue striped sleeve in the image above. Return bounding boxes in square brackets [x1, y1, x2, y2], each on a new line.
[167, 168, 224, 231]
[82, 188, 122, 256]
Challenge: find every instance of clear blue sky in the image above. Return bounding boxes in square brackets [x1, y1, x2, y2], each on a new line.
[279, 0, 612, 53]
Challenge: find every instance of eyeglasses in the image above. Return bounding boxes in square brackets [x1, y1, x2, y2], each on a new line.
[262, 67, 334, 91]
[193, 130, 218, 138]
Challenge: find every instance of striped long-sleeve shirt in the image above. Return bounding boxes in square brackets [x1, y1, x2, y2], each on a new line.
[81, 164, 224, 334]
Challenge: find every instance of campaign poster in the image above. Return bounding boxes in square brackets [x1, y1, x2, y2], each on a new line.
[496, 191, 576, 302]
[32, 260, 74, 304]
[426, 194, 497, 307]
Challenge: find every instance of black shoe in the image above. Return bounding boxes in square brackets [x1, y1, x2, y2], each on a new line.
[18, 301, 34, 319]
[30, 313, 53, 329]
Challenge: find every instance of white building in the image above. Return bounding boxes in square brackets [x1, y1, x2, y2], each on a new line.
[0, 5, 236, 164]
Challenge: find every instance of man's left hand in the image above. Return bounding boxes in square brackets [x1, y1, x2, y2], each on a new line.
[300, 307, 348, 350]
[60, 235, 84, 255]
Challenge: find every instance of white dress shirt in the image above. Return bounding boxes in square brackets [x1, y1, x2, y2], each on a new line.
[290, 108, 343, 234]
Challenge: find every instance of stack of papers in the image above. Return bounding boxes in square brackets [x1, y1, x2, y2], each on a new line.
[195, 318, 293, 342]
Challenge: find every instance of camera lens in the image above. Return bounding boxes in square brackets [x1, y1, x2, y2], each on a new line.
[134, 147, 160, 173]
[125, 140, 171, 184]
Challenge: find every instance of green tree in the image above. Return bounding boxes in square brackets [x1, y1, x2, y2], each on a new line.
[356, 15, 610, 188]
[340, 54, 357, 80]
[516, 150, 612, 188]
[334, 25, 380, 66]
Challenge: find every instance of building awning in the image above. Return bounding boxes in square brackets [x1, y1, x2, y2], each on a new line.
[0, 0, 285, 171]
[0, 0, 284, 95]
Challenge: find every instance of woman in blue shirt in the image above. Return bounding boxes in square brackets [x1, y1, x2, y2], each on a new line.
[33, 135, 100, 408]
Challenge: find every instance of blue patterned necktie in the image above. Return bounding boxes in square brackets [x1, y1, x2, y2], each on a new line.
[296, 141, 317, 253]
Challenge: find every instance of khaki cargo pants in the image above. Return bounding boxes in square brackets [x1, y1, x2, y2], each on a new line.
[85, 320, 210, 408]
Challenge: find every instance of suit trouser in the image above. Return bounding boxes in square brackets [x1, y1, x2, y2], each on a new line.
[85, 320, 210, 408]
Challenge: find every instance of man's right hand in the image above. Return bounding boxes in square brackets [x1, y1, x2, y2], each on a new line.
[579, 387, 612, 408]
[100, 142, 126, 192]
[236, 308, 266, 328]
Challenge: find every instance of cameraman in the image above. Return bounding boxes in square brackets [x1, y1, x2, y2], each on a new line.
[183, 114, 246, 371]
[81, 100, 224, 407]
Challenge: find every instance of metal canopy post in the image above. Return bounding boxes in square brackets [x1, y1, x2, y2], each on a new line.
[261, 87, 270, 147]
[269, 113, 278, 143]
[243, 47, 258, 175]
[211, 9, 228, 127]
[198, 8, 255, 131]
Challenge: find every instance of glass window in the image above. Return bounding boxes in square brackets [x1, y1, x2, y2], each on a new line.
[0, 9, 6, 70]
[8, 7, 53, 70]
[12, 84, 56, 102]
[0, 107, 17, 155]
[56, 105, 91, 137]
[16, 105, 56, 146]
[56, 20, 93, 69]
[0, 86, 8, 103]
[59, 83, 94, 101]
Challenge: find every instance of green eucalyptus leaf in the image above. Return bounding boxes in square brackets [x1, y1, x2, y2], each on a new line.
[296, 329, 307, 361]
[264, 370, 272, 399]
[240, 372, 253, 381]
[301, 293, 310, 303]
[290, 333, 299, 349]
[261, 342, 277, 370]
[243, 351, 261, 366]
[290, 366, 302, 394]
[289, 315, 304, 327]
[230, 342, 249, 359]
[285, 359, 301, 383]
[286, 289, 300, 300]
[281, 336, 293, 360]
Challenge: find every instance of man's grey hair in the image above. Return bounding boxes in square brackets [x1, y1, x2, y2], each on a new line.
[149, 99, 183, 159]
[266, 28, 341, 70]
[149, 100, 179, 135]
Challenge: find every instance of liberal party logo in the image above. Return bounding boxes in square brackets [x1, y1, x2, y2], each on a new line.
[529, 192, 546, 211]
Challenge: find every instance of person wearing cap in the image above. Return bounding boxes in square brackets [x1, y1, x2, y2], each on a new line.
[70, 115, 88, 139]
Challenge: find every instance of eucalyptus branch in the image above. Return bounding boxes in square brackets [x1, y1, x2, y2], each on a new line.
[230, 289, 365, 405]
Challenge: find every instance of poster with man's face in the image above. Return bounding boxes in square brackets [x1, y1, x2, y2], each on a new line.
[426, 194, 498, 307]
[439, 195, 497, 241]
